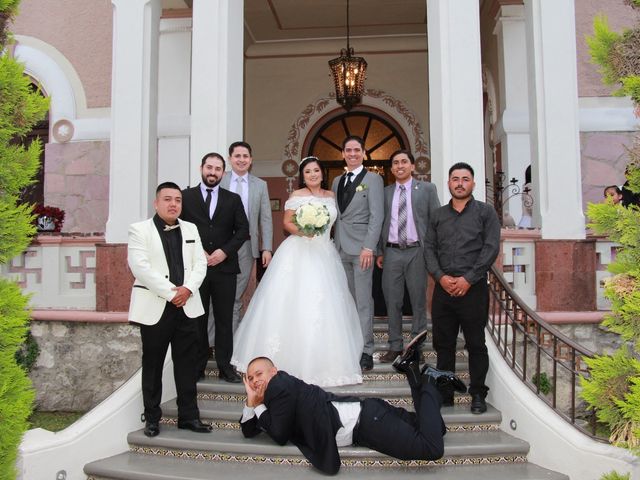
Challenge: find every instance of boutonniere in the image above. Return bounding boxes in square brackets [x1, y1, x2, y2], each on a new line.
[414, 184, 419, 190]
[356, 184, 368, 192]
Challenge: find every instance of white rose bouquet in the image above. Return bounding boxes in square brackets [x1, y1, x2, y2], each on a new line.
[293, 202, 331, 236]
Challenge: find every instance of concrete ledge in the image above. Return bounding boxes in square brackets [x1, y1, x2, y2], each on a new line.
[537, 311, 607, 324]
[31, 309, 128, 323]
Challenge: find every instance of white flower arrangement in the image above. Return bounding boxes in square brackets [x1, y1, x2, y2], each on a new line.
[356, 184, 368, 192]
[293, 202, 331, 236]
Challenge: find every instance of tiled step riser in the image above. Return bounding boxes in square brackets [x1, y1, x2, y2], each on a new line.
[195, 392, 472, 405]
[204, 365, 470, 381]
[127, 447, 528, 468]
[158, 417, 500, 433]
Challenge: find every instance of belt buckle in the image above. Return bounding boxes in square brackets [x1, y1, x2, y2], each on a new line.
[399, 243, 407, 250]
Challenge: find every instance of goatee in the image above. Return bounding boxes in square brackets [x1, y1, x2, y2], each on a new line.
[202, 176, 221, 188]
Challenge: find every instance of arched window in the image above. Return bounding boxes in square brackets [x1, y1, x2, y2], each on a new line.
[19, 82, 49, 206]
[304, 109, 408, 186]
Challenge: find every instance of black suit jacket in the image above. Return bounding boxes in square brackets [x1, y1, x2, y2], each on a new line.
[180, 185, 250, 274]
[240, 371, 359, 475]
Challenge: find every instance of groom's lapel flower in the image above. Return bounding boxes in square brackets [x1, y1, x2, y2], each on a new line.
[355, 184, 368, 192]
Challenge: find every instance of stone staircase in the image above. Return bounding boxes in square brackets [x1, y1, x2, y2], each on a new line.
[84, 319, 569, 479]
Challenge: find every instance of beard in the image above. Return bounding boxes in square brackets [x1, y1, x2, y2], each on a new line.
[202, 174, 221, 188]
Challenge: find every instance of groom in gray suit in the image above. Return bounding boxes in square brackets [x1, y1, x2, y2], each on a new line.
[376, 150, 440, 363]
[220, 141, 274, 332]
[332, 136, 384, 371]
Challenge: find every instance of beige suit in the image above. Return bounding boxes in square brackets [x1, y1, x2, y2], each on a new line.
[127, 218, 207, 325]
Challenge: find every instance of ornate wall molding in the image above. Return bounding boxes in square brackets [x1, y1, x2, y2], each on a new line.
[283, 90, 430, 165]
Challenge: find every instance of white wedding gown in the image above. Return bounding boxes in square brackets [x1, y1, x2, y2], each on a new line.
[231, 195, 363, 386]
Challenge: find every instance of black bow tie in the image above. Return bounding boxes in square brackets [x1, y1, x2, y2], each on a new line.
[163, 224, 180, 231]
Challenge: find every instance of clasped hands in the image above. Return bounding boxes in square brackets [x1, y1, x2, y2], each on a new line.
[171, 286, 192, 307]
[440, 275, 471, 297]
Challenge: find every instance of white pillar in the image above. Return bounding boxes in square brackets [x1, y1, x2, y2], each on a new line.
[105, 0, 161, 243]
[427, 0, 485, 201]
[524, 0, 585, 239]
[494, 5, 532, 224]
[190, 0, 244, 185]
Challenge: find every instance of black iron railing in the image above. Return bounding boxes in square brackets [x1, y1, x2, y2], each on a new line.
[487, 266, 605, 440]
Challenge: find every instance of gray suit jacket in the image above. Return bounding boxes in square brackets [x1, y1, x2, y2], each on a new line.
[331, 170, 384, 256]
[379, 179, 440, 255]
[220, 173, 273, 258]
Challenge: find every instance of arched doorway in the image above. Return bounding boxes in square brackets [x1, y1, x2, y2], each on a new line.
[302, 107, 412, 317]
[19, 82, 49, 206]
[302, 107, 410, 187]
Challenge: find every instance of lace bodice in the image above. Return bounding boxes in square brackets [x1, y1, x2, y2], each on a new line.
[284, 195, 337, 239]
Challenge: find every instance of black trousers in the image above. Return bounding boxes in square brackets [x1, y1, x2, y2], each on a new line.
[431, 280, 490, 397]
[197, 268, 237, 374]
[354, 381, 445, 460]
[139, 305, 199, 423]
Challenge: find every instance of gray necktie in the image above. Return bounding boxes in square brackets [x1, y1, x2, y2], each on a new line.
[237, 177, 248, 217]
[398, 184, 407, 247]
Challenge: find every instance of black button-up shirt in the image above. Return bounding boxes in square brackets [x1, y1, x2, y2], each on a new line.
[153, 214, 184, 287]
[425, 197, 501, 286]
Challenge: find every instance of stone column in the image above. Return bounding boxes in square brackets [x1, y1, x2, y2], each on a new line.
[105, 0, 161, 243]
[190, 0, 244, 185]
[427, 0, 486, 201]
[524, 0, 585, 239]
[99, 0, 160, 311]
[494, 4, 531, 224]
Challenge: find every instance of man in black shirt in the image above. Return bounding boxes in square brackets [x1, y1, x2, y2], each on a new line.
[424, 162, 500, 414]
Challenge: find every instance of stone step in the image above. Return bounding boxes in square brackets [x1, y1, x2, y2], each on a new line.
[159, 398, 502, 432]
[85, 451, 569, 480]
[195, 376, 472, 405]
[205, 359, 470, 382]
[123, 424, 530, 467]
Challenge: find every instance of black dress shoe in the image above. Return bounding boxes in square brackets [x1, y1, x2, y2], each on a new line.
[360, 353, 373, 371]
[177, 418, 213, 433]
[392, 354, 421, 388]
[219, 365, 241, 383]
[396, 329, 428, 364]
[470, 394, 487, 414]
[421, 364, 467, 393]
[144, 421, 160, 437]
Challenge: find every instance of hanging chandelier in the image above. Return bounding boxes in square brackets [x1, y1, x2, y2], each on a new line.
[328, 0, 367, 111]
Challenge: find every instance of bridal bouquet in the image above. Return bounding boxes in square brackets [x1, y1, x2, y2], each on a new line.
[293, 202, 331, 236]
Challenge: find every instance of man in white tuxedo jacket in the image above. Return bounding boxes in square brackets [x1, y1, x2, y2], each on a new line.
[128, 182, 210, 438]
[332, 136, 384, 371]
[220, 141, 273, 332]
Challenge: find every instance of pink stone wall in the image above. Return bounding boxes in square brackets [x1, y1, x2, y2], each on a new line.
[44, 141, 110, 233]
[580, 131, 635, 209]
[11, 0, 112, 108]
[575, 0, 638, 98]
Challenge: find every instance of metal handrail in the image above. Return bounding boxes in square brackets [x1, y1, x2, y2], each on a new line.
[487, 266, 606, 440]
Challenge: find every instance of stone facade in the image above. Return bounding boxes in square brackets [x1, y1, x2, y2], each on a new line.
[30, 321, 141, 411]
[581, 131, 636, 210]
[44, 141, 110, 234]
[556, 322, 624, 356]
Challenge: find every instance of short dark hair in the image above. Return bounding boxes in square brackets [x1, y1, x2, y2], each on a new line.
[201, 152, 225, 169]
[229, 141, 252, 156]
[604, 185, 622, 197]
[448, 162, 474, 178]
[248, 356, 274, 370]
[156, 181, 181, 195]
[390, 149, 415, 164]
[341, 135, 365, 151]
[298, 156, 326, 189]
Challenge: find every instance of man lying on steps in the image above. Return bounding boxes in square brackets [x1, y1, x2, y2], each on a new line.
[239, 332, 466, 475]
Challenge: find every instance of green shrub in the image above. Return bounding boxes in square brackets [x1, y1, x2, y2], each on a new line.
[600, 470, 631, 480]
[0, 1, 49, 478]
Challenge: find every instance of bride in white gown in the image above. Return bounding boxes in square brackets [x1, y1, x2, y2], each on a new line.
[231, 157, 363, 386]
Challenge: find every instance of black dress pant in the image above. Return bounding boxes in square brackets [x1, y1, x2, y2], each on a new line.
[431, 280, 490, 397]
[197, 268, 237, 374]
[140, 304, 199, 423]
[354, 381, 445, 460]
